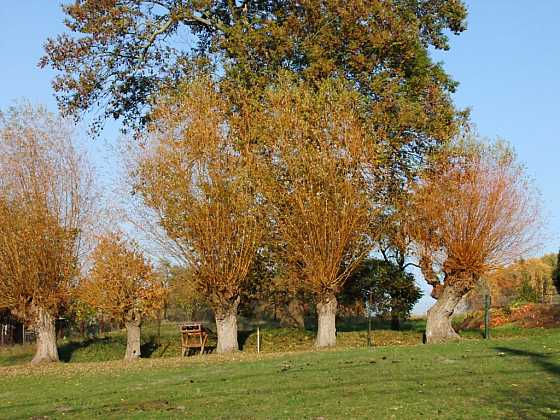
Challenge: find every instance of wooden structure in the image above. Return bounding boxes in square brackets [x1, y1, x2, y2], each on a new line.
[180, 323, 209, 356]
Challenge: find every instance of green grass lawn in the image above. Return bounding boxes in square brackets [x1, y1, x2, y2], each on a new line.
[0, 318, 546, 367]
[0, 317, 552, 367]
[0, 319, 431, 367]
[1, 328, 560, 418]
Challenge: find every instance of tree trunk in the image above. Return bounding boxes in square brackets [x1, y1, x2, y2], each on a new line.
[215, 300, 239, 353]
[390, 312, 401, 331]
[31, 307, 59, 365]
[279, 295, 305, 328]
[425, 284, 464, 343]
[125, 318, 142, 360]
[315, 294, 337, 348]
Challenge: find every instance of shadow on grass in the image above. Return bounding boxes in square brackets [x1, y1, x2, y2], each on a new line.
[335, 317, 426, 333]
[58, 338, 89, 362]
[184, 345, 216, 356]
[0, 353, 31, 366]
[494, 346, 560, 377]
[181, 329, 260, 354]
[487, 348, 560, 418]
[141, 338, 160, 358]
[58, 337, 120, 362]
[238, 330, 253, 350]
[59, 336, 176, 361]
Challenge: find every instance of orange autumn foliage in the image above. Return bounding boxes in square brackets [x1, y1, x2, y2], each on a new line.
[256, 78, 378, 301]
[131, 76, 264, 314]
[79, 233, 166, 324]
[0, 104, 96, 324]
[413, 140, 542, 298]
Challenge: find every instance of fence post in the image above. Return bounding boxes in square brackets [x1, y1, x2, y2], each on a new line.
[484, 294, 491, 339]
[257, 326, 260, 354]
[367, 291, 373, 348]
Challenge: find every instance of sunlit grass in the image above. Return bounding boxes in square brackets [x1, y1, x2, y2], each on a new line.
[1, 329, 560, 418]
[2, 318, 558, 366]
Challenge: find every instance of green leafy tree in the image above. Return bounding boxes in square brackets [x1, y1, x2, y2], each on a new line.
[340, 258, 422, 329]
[513, 278, 540, 306]
[41, 0, 467, 146]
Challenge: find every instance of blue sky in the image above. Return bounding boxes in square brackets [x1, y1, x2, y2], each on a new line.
[1, 1, 558, 314]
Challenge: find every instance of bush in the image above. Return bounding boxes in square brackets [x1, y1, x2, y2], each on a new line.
[512, 279, 540, 306]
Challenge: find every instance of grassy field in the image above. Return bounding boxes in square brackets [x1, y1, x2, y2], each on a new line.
[1, 325, 560, 418]
[0, 317, 541, 367]
[0, 319, 429, 366]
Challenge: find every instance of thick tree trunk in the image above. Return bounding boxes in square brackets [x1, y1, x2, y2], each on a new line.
[215, 300, 239, 353]
[31, 307, 59, 365]
[425, 284, 464, 343]
[125, 318, 142, 360]
[315, 294, 337, 348]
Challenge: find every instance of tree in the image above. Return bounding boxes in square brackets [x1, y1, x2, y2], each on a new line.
[0, 104, 96, 364]
[163, 263, 209, 322]
[239, 229, 311, 328]
[462, 255, 557, 311]
[132, 76, 264, 353]
[376, 193, 424, 329]
[257, 78, 377, 347]
[411, 139, 542, 343]
[340, 258, 422, 326]
[553, 251, 560, 294]
[41, 0, 467, 142]
[43, 1, 469, 345]
[79, 233, 166, 360]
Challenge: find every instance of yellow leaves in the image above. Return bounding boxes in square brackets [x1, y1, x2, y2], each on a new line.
[131, 78, 264, 309]
[80, 232, 166, 321]
[256, 79, 376, 297]
[0, 104, 95, 323]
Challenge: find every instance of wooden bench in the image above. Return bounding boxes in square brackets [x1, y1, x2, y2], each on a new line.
[180, 323, 209, 356]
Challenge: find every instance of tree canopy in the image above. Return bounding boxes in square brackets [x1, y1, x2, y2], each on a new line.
[0, 103, 97, 363]
[412, 138, 542, 342]
[41, 0, 467, 143]
[340, 257, 422, 326]
[79, 232, 166, 359]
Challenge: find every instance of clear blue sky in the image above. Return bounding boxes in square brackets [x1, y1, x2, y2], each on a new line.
[1, 1, 559, 314]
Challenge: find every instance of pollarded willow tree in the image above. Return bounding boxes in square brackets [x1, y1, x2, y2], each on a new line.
[256, 78, 379, 347]
[79, 232, 166, 360]
[43, 3, 469, 340]
[132, 77, 264, 353]
[0, 104, 96, 364]
[411, 139, 542, 343]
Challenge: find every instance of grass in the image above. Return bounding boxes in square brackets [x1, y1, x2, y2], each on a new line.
[0, 318, 555, 367]
[1, 329, 560, 418]
[1, 319, 429, 366]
